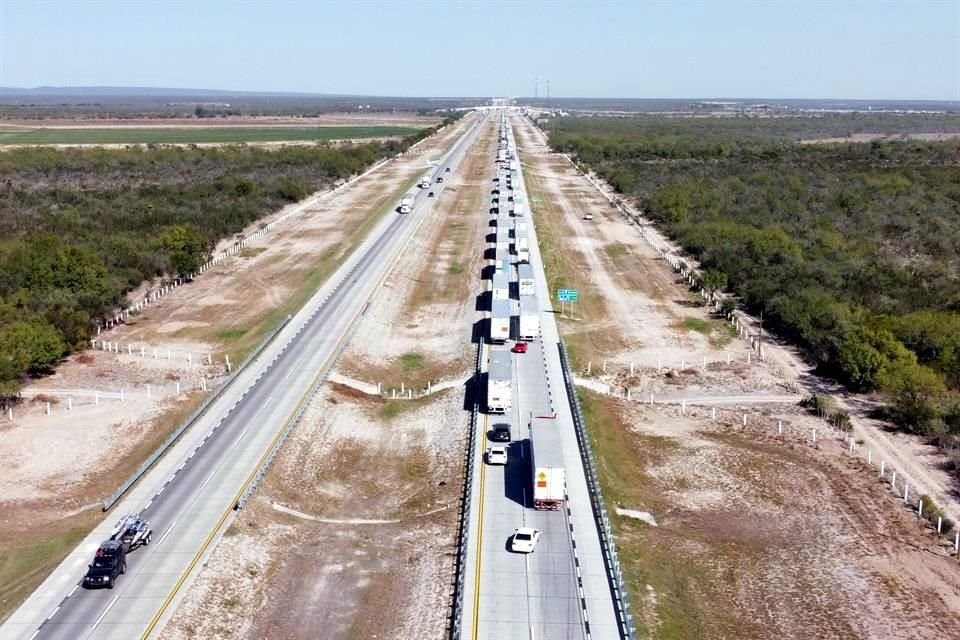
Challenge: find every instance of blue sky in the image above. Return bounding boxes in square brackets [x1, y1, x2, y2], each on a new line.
[0, 0, 957, 99]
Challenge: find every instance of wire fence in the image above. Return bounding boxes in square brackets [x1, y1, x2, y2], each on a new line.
[102, 315, 291, 511]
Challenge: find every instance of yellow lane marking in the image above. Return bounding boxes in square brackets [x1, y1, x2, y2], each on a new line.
[471, 412, 489, 639]
[141, 200, 432, 638]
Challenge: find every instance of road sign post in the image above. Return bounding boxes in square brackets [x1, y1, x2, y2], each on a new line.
[557, 289, 579, 318]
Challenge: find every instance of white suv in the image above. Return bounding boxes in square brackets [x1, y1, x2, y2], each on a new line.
[486, 446, 508, 465]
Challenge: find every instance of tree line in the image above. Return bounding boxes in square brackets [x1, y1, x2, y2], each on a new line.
[0, 114, 463, 398]
[549, 115, 960, 446]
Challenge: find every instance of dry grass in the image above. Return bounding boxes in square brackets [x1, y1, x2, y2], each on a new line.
[405, 125, 495, 312]
[0, 391, 207, 623]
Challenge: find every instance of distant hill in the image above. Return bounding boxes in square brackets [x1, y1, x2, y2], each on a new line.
[0, 86, 344, 98]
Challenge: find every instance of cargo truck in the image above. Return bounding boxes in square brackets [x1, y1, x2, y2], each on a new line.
[530, 417, 566, 510]
[419, 174, 432, 189]
[517, 263, 535, 296]
[518, 296, 539, 340]
[398, 195, 414, 214]
[515, 227, 529, 252]
[513, 203, 526, 217]
[491, 271, 509, 300]
[490, 298, 511, 342]
[517, 247, 530, 263]
[487, 346, 512, 414]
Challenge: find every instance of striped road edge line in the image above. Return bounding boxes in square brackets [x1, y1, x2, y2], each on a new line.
[565, 494, 592, 639]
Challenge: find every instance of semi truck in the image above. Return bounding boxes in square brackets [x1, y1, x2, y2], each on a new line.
[517, 263, 535, 296]
[487, 345, 512, 414]
[398, 195, 414, 214]
[490, 298, 511, 342]
[518, 296, 539, 340]
[491, 271, 509, 300]
[496, 226, 510, 248]
[515, 227, 529, 252]
[517, 247, 530, 264]
[419, 174, 432, 189]
[513, 203, 526, 217]
[495, 246, 511, 272]
[530, 417, 566, 510]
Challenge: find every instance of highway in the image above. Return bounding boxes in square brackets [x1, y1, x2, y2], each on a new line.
[0, 112, 488, 640]
[459, 114, 622, 639]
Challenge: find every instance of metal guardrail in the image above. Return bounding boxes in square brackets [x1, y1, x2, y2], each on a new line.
[234, 302, 371, 510]
[450, 337, 483, 640]
[102, 315, 292, 511]
[558, 340, 637, 640]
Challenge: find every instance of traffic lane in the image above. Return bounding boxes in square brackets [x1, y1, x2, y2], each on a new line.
[34, 263, 367, 640]
[35, 212, 411, 639]
[15, 118, 485, 640]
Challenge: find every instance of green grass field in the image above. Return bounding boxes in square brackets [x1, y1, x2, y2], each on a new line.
[0, 125, 421, 145]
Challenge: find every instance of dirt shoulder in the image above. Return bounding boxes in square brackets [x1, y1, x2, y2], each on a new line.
[159, 117, 496, 640]
[512, 113, 960, 640]
[0, 113, 476, 624]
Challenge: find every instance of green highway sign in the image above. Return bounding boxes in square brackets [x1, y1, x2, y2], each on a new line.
[557, 289, 578, 302]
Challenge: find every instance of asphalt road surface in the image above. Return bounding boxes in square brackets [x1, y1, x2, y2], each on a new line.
[0, 112, 488, 640]
[459, 114, 621, 640]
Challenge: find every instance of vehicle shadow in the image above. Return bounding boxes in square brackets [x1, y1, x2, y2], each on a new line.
[471, 318, 487, 346]
[504, 439, 530, 507]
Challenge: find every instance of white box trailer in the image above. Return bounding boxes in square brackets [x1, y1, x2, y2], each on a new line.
[487, 346, 512, 414]
[495, 246, 511, 269]
[419, 174, 432, 189]
[490, 298, 511, 343]
[514, 227, 529, 252]
[517, 263, 535, 296]
[519, 296, 539, 340]
[398, 195, 414, 214]
[517, 247, 530, 264]
[513, 203, 526, 217]
[491, 271, 509, 300]
[530, 417, 565, 510]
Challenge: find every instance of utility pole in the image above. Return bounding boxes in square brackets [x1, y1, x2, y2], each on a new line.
[546, 80, 551, 110]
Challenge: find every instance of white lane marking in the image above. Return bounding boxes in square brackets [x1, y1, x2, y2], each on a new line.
[46, 605, 60, 620]
[282, 367, 296, 383]
[198, 469, 217, 492]
[145, 500, 153, 510]
[156, 486, 164, 496]
[157, 521, 177, 546]
[29, 631, 39, 640]
[234, 428, 249, 446]
[92, 595, 119, 630]
[261, 394, 275, 411]
[68, 584, 79, 597]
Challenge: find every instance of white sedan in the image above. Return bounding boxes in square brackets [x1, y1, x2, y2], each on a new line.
[511, 527, 541, 553]
[486, 446, 508, 465]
